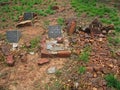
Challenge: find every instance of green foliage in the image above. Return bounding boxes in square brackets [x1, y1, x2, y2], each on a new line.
[108, 37, 120, 45]
[79, 52, 89, 62]
[105, 74, 120, 90]
[78, 66, 86, 74]
[55, 70, 62, 77]
[79, 46, 91, 62]
[30, 37, 40, 49]
[71, 0, 120, 32]
[115, 26, 120, 32]
[1, 18, 6, 22]
[57, 17, 64, 25]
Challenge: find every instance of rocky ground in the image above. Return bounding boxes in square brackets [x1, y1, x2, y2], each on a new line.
[0, 0, 120, 90]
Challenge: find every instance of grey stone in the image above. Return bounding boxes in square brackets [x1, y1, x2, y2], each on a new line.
[6, 30, 21, 43]
[24, 12, 33, 20]
[47, 67, 56, 74]
[48, 25, 62, 38]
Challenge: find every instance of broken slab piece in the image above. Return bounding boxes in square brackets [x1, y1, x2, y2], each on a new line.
[38, 58, 50, 65]
[47, 66, 56, 74]
[6, 30, 21, 43]
[16, 20, 32, 27]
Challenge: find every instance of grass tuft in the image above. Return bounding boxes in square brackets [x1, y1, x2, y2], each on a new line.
[105, 74, 120, 90]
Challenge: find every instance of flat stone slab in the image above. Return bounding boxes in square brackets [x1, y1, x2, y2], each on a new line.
[48, 25, 62, 38]
[6, 30, 21, 43]
[24, 12, 33, 20]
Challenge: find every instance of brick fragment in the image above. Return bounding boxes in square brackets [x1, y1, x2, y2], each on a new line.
[38, 58, 49, 65]
[57, 51, 71, 57]
[6, 55, 14, 66]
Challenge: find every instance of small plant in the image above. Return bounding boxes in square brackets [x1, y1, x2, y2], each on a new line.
[105, 74, 120, 90]
[57, 17, 64, 25]
[55, 70, 62, 77]
[79, 46, 91, 62]
[108, 37, 120, 45]
[78, 66, 86, 74]
[1, 18, 6, 22]
[30, 37, 40, 49]
[79, 52, 89, 62]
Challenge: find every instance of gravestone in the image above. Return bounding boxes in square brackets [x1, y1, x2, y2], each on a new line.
[6, 30, 21, 43]
[48, 25, 62, 38]
[24, 12, 33, 20]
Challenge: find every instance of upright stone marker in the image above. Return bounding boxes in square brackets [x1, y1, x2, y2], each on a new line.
[48, 25, 62, 38]
[6, 30, 21, 43]
[24, 12, 33, 20]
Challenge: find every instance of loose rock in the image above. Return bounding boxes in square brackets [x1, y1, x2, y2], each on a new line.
[47, 66, 56, 74]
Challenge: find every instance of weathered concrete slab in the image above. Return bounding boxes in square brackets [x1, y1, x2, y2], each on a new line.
[24, 12, 33, 20]
[6, 30, 21, 43]
[48, 25, 62, 38]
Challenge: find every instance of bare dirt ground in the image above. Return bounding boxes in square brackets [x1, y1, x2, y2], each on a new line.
[0, 0, 120, 90]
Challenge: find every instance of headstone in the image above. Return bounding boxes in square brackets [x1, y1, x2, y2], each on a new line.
[6, 30, 21, 43]
[48, 25, 62, 38]
[24, 12, 33, 20]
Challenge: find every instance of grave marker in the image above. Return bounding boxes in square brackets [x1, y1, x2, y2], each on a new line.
[48, 25, 62, 38]
[6, 30, 21, 43]
[24, 12, 33, 20]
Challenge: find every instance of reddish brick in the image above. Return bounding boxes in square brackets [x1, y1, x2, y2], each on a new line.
[38, 58, 50, 65]
[6, 55, 14, 66]
[68, 20, 76, 35]
[57, 51, 71, 57]
[41, 50, 52, 58]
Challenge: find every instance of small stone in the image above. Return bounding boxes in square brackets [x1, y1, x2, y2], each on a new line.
[47, 67, 56, 74]
[6, 55, 14, 66]
[102, 30, 107, 35]
[56, 37, 63, 43]
[1, 45, 10, 56]
[29, 52, 35, 55]
[93, 66, 102, 72]
[38, 58, 49, 65]
[21, 55, 27, 62]
[93, 87, 97, 90]
[86, 72, 93, 78]
[25, 42, 31, 48]
[74, 82, 79, 88]
[108, 64, 114, 68]
[116, 51, 120, 56]
[102, 68, 109, 74]
[86, 67, 94, 72]
[93, 73, 97, 78]
[98, 38, 103, 42]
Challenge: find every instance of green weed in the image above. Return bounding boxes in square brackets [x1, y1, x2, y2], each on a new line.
[105, 74, 120, 90]
[78, 66, 86, 74]
[71, 0, 120, 32]
[55, 70, 62, 77]
[79, 46, 91, 62]
[30, 37, 40, 49]
[108, 37, 120, 45]
[1, 18, 6, 22]
[57, 17, 64, 25]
